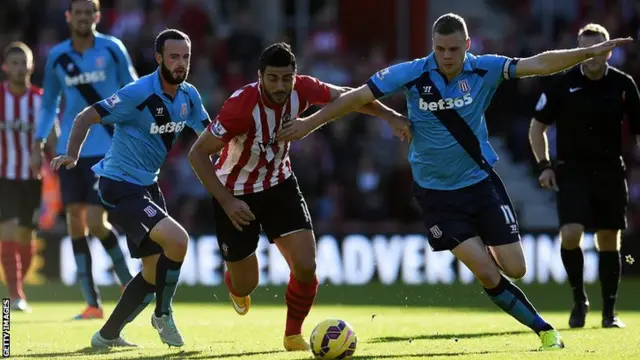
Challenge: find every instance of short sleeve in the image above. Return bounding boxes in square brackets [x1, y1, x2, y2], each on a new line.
[366, 58, 425, 99]
[532, 76, 562, 125]
[93, 82, 145, 125]
[476, 54, 519, 85]
[295, 75, 332, 105]
[207, 88, 254, 143]
[187, 87, 211, 134]
[623, 74, 640, 134]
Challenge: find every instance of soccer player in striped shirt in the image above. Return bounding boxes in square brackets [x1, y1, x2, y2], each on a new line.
[0, 42, 47, 313]
[188, 42, 408, 351]
[278, 13, 632, 350]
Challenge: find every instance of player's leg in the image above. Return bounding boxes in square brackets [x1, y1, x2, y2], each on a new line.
[92, 254, 158, 348]
[59, 163, 103, 319]
[212, 195, 262, 315]
[0, 180, 25, 308]
[93, 178, 185, 347]
[86, 205, 133, 287]
[592, 172, 627, 328]
[555, 166, 592, 327]
[453, 237, 562, 350]
[262, 177, 316, 352]
[0, 219, 24, 306]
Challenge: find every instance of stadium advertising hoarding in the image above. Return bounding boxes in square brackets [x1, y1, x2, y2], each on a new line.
[47, 232, 621, 287]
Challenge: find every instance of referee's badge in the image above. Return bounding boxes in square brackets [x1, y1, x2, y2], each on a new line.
[458, 79, 470, 93]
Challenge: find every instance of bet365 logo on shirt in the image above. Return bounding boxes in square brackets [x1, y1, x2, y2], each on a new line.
[150, 121, 186, 134]
[419, 94, 473, 111]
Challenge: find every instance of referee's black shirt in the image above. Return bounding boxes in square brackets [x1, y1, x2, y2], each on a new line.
[533, 65, 640, 168]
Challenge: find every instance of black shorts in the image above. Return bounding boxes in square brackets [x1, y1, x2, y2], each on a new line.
[213, 175, 313, 262]
[58, 156, 103, 207]
[556, 164, 628, 231]
[0, 178, 41, 228]
[97, 177, 168, 259]
[413, 171, 521, 252]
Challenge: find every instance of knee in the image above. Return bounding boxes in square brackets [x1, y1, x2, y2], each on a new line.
[596, 230, 621, 251]
[166, 235, 188, 260]
[291, 259, 317, 283]
[504, 263, 527, 280]
[560, 224, 584, 249]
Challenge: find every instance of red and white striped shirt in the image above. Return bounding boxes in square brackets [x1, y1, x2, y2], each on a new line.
[209, 75, 332, 195]
[0, 82, 42, 180]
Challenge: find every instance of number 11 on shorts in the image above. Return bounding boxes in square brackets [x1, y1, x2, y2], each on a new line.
[500, 205, 516, 224]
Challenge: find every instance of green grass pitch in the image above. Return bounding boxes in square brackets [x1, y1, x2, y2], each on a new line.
[8, 280, 640, 359]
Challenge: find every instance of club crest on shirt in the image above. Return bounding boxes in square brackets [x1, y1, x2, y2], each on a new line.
[281, 113, 291, 123]
[458, 79, 470, 94]
[95, 56, 105, 68]
[181, 103, 188, 118]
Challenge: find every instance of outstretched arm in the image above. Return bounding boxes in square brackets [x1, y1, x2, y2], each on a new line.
[325, 83, 402, 118]
[515, 37, 633, 78]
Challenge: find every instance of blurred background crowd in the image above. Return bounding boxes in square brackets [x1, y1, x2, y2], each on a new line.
[3, 0, 640, 235]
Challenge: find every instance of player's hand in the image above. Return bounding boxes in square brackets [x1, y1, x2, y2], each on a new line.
[221, 197, 256, 231]
[538, 168, 558, 191]
[50, 155, 78, 171]
[29, 149, 43, 179]
[588, 37, 634, 57]
[276, 118, 314, 142]
[385, 115, 412, 142]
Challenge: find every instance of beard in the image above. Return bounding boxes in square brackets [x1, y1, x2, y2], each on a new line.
[160, 61, 188, 85]
[265, 89, 289, 105]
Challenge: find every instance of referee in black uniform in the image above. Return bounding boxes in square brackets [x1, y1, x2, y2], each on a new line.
[529, 23, 640, 329]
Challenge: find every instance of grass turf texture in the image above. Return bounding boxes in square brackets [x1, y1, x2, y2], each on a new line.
[8, 280, 640, 359]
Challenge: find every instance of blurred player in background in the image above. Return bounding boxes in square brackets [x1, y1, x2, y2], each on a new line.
[188, 42, 407, 351]
[0, 42, 47, 312]
[279, 13, 632, 350]
[530, 23, 640, 329]
[31, 0, 136, 320]
[52, 29, 210, 349]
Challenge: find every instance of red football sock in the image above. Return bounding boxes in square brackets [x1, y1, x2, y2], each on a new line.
[17, 241, 33, 278]
[285, 273, 318, 336]
[1, 241, 24, 300]
[224, 271, 241, 297]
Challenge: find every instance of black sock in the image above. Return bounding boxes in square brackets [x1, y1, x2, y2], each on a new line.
[155, 253, 182, 317]
[72, 236, 100, 308]
[560, 247, 587, 304]
[599, 250, 621, 317]
[100, 272, 155, 340]
[485, 276, 554, 334]
[100, 230, 133, 286]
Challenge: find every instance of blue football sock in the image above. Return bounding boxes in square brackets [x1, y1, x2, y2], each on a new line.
[485, 276, 553, 334]
[100, 230, 133, 285]
[155, 253, 182, 317]
[72, 236, 101, 308]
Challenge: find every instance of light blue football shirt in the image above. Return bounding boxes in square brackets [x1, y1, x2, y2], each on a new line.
[367, 52, 518, 190]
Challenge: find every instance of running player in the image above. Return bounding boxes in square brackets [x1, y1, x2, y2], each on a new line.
[0, 42, 45, 312]
[31, 0, 136, 319]
[188, 42, 408, 351]
[51, 29, 208, 348]
[278, 13, 632, 350]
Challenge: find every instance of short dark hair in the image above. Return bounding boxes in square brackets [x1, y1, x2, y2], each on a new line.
[69, 0, 100, 12]
[432, 13, 468, 38]
[3, 42, 33, 64]
[155, 29, 191, 54]
[259, 43, 297, 73]
[578, 23, 610, 41]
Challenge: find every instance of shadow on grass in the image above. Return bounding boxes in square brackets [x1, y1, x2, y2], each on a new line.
[13, 348, 284, 359]
[368, 329, 532, 343]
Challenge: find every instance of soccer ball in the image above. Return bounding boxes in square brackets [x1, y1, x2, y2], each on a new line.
[309, 318, 357, 359]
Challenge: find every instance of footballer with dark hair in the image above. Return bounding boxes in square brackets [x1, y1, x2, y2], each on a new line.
[188, 42, 408, 351]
